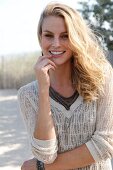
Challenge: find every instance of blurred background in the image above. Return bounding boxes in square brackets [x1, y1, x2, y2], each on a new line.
[0, 0, 113, 169]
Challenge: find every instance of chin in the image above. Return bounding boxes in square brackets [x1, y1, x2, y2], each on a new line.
[53, 59, 71, 66]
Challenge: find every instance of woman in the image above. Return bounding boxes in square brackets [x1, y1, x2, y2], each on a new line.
[18, 2, 113, 170]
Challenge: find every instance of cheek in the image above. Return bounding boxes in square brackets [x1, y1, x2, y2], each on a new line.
[63, 41, 70, 48]
[40, 38, 50, 49]
[66, 49, 73, 57]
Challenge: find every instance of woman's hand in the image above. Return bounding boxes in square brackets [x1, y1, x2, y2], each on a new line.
[34, 55, 56, 89]
[21, 158, 37, 170]
[21, 159, 52, 170]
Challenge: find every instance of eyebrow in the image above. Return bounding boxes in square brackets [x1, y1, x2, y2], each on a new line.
[43, 30, 68, 34]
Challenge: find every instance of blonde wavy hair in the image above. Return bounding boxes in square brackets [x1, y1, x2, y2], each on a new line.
[37, 2, 110, 102]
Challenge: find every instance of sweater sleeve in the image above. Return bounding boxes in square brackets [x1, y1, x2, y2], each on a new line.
[86, 65, 113, 162]
[17, 84, 58, 164]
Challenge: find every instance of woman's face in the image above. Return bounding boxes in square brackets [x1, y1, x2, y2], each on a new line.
[40, 16, 73, 65]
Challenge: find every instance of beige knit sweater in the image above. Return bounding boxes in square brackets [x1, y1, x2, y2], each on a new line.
[18, 65, 113, 170]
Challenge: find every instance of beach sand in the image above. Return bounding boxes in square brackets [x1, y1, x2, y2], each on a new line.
[0, 89, 32, 170]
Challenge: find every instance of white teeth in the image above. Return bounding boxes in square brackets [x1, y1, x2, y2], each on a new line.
[50, 51, 64, 55]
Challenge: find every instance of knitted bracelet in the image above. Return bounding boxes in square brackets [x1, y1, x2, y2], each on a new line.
[36, 159, 45, 170]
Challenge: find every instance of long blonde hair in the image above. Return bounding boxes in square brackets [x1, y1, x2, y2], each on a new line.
[37, 2, 110, 102]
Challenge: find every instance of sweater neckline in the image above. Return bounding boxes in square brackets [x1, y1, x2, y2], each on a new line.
[49, 86, 79, 110]
[35, 80, 83, 118]
[50, 95, 83, 116]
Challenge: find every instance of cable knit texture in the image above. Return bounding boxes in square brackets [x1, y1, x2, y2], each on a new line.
[18, 64, 113, 169]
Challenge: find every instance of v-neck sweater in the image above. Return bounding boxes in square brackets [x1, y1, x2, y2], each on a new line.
[49, 86, 79, 110]
[18, 65, 113, 170]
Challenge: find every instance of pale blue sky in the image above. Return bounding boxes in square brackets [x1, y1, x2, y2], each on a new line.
[0, 0, 86, 55]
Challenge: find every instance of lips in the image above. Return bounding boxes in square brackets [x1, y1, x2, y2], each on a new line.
[49, 51, 65, 55]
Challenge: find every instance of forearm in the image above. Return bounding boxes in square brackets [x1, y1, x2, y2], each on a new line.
[45, 144, 95, 170]
[34, 87, 56, 140]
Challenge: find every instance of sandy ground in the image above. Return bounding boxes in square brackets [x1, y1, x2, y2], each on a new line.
[0, 89, 113, 170]
[0, 89, 33, 170]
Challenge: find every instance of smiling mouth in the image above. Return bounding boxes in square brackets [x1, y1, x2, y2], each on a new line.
[49, 51, 65, 55]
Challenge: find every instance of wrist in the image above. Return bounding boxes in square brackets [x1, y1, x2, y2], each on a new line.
[39, 86, 49, 94]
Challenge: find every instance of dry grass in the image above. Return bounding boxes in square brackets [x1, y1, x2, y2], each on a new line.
[0, 51, 41, 89]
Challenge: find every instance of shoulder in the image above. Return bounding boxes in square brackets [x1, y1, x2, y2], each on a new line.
[17, 80, 39, 112]
[18, 80, 38, 99]
[17, 81, 39, 109]
[103, 61, 113, 76]
[97, 63, 113, 104]
[103, 63, 113, 87]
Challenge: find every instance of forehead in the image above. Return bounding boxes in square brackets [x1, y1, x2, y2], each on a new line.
[42, 16, 67, 33]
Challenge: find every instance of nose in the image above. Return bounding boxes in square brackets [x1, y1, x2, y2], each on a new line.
[52, 37, 60, 47]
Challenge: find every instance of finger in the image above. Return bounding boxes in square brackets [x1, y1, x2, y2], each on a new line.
[38, 55, 52, 62]
[35, 58, 57, 69]
[37, 55, 57, 69]
[36, 56, 53, 68]
[47, 59, 57, 68]
[44, 64, 56, 72]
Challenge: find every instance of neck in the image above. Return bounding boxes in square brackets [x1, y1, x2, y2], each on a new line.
[49, 63, 72, 88]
